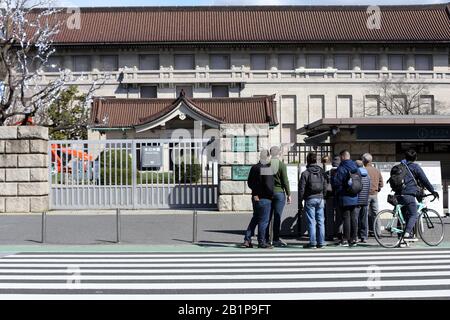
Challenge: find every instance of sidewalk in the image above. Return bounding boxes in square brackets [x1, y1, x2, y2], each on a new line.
[0, 212, 449, 248]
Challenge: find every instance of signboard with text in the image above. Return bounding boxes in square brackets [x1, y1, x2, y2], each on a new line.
[232, 165, 252, 181]
[232, 137, 257, 152]
[141, 146, 162, 168]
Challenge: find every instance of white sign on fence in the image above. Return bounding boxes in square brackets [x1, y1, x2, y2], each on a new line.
[286, 165, 299, 192]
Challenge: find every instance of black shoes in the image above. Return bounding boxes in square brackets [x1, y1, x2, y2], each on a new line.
[258, 243, 273, 249]
[241, 240, 253, 248]
[303, 244, 317, 249]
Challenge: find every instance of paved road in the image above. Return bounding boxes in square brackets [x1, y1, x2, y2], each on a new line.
[0, 248, 450, 299]
[1, 213, 449, 246]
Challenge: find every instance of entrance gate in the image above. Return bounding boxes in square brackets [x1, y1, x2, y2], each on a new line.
[48, 139, 218, 209]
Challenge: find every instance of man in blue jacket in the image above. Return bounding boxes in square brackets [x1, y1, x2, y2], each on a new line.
[355, 160, 371, 243]
[396, 149, 439, 241]
[332, 150, 359, 246]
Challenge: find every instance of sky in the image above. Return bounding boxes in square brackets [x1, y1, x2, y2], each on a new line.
[54, 0, 449, 7]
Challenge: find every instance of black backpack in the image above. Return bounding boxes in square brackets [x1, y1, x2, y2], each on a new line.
[346, 168, 363, 195]
[307, 168, 325, 194]
[387, 162, 417, 193]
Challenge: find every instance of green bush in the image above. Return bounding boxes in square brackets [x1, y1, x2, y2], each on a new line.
[174, 162, 201, 184]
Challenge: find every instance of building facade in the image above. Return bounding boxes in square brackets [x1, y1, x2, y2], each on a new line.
[38, 5, 450, 202]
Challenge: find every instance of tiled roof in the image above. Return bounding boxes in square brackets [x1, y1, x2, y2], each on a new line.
[90, 96, 278, 128]
[46, 5, 450, 44]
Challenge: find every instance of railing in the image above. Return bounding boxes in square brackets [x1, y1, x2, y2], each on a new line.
[38, 69, 450, 84]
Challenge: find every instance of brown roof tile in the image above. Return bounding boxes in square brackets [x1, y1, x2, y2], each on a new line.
[44, 5, 450, 44]
[90, 96, 278, 128]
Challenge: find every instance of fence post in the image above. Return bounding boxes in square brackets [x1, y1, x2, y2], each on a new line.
[192, 208, 198, 244]
[41, 211, 47, 243]
[116, 208, 121, 243]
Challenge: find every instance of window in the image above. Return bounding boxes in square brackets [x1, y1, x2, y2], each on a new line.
[419, 95, 434, 115]
[174, 54, 195, 70]
[100, 55, 118, 71]
[361, 54, 379, 70]
[210, 54, 230, 70]
[280, 96, 296, 124]
[388, 54, 405, 70]
[250, 54, 268, 70]
[393, 95, 407, 114]
[211, 85, 229, 97]
[278, 54, 295, 70]
[176, 85, 193, 98]
[281, 124, 296, 145]
[364, 95, 380, 116]
[73, 55, 91, 72]
[334, 55, 350, 70]
[415, 55, 432, 71]
[45, 56, 62, 72]
[337, 95, 352, 118]
[306, 55, 324, 68]
[139, 54, 159, 70]
[140, 86, 157, 98]
[308, 95, 324, 123]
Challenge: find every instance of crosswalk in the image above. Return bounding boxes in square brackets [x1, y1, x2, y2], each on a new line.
[1, 248, 450, 299]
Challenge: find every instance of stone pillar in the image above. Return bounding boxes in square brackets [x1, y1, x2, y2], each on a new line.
[0, 126, 49, 213]
[217, 123, 269, 211]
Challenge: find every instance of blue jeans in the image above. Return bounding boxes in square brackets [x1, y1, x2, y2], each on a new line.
[304, 198, 325, 246]
[357, 205, 368, 240]
[266, 192, 286, 242]
[398, 195, 418, 235]
[244, 198, 272, 245]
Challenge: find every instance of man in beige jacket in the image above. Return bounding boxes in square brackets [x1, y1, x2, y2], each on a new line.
[362, 153, 384, 236]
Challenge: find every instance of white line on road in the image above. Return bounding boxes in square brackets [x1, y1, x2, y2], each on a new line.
[8, 250, 450, 258]
[2, 254, 450, 263]
[3, 290, 450, 300]
[1, 278, 450, 289]
[0, 270, 450, 281]
[2, 259, 450, 267]
[0, 264, 449, 274]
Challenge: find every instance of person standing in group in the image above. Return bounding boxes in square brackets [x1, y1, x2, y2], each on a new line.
[355, 160, 371, 243]
[266, 146, 291, 247]
[324, 156, 341, 242]
[332, 150, 361, 247]
[298, 152, 327, 249]
[362, 153, 383, 237]
[242, 149, 274, 249]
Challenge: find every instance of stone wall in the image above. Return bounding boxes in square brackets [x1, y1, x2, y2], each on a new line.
[217, 123, 269, 211]
[0, 126, 49, 213]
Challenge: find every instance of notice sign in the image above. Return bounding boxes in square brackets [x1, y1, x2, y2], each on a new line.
[286, 165, 299, 192]
[141, 146, 162, 168]
[232, 136, 257, 152]
[374, 161, 444, 216]
[232, 165, 252, 181]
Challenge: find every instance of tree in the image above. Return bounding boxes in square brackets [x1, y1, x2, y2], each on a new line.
[43, 85, 92, 140]
[0, 0, 101, 126]
[366, 78, 432, 116]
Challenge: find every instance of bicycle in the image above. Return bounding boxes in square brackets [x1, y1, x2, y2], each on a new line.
[374, 193, 445, 248]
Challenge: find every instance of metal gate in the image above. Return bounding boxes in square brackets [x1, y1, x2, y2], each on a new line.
[48, 139, 218, 209]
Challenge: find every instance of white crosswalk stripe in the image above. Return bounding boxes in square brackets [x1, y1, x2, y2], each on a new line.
[0, 248, 450, 300]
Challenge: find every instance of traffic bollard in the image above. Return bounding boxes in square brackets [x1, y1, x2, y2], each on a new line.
[192, 208, 198, 244]
[41, 211, 47, 243]
[116, 208, 121, 243]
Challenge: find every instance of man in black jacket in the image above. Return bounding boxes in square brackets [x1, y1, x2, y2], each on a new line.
[242, 150, 274, 249]
[298, 152, 327, 249]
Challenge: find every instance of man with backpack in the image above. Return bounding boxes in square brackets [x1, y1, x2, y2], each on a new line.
[298, 152, 327, 249]
[332, 150, 362, 247]
[388, 149, 439, 242]
[242, 149, 275, 249]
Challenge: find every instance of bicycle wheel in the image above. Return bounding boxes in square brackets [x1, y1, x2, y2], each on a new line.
[374, 209, 404, 248]
[418, 209, 444, 246]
